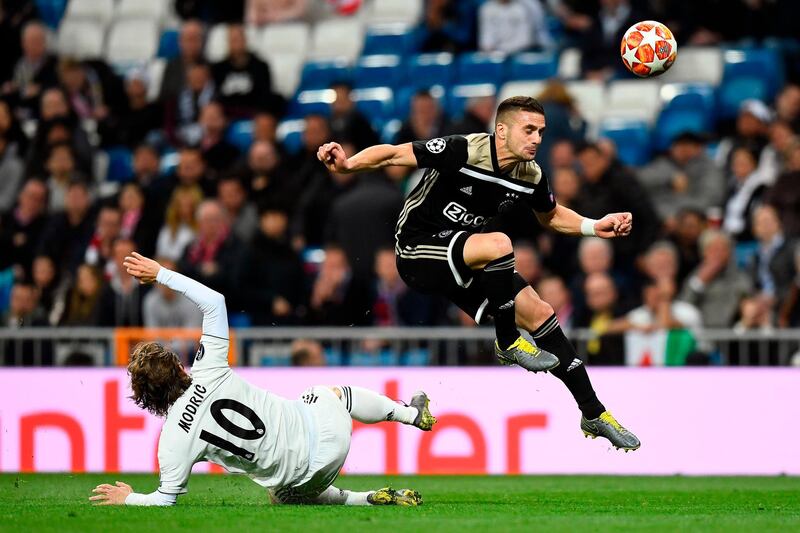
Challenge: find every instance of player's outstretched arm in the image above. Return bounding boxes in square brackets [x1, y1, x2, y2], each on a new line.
[123, 252, 228, 339]
[317, 141, 417, 174]
[536, 204, 633, 239]
[89, 481, 177, 506]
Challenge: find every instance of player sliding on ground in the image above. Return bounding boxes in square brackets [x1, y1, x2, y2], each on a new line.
[317, 96, 640, 451]
[89, 252, 436, 507]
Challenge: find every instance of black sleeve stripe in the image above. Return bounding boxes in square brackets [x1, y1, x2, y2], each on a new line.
[201, 333, 229, 341]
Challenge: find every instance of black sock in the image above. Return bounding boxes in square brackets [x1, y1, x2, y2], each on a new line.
[483, 252, 519, 349]
[532, 314, 605, 419]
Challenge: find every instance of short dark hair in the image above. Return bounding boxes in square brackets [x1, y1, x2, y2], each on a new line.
[128, 342, 192, 417]
[496, 96, 545, 123]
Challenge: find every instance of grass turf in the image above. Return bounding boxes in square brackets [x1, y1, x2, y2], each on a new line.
[1, 474, 799, 532]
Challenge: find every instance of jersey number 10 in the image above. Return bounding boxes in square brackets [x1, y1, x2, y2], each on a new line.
[199, 399, 266, 461]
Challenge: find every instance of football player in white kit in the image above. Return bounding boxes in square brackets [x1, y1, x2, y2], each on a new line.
[89, 253, 436, 507]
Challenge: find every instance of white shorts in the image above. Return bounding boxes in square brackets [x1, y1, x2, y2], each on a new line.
[271, 386, 352, 504]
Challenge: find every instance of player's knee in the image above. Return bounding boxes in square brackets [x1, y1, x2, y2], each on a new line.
[486, 232, 513, 259]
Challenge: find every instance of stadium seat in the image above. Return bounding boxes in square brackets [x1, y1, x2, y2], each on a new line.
[299, 59, 352, 90]
[64, 0, 113, 26]
[205, 24, 260, 63]
[259, 22, 310, 62]
[598, 118, 651, 166]
[660, 46, 723, 85]
[717, 77, 769, 119]
[393, 84, 446, 121]
[508, 52, 558, 81]
[353, 55, 404, 88]
[115, 0, 166, 21]
[351, 87, 395, 124]
[660, 83, 716, 115]
[56, 19, 105, 60]
[106, 20, 159, 64]
[277, 119, 305, 155]
[363, 24, 417, 56]
[368, 0, 423, 25]
[380, 119, 402, 143]
[497, 81, 547, 104]
[652, 108, 712, 151]
[308, 19, 364, 62]
[36, 0, 68, 28]
[104, 147, 133, 182]
[722, 48, 785, 98]
[226, 120, 254, 152]
[406, 53, 455, 89]
[268, 54, 304, 98]
[606, 80, 662, 123]
[158, 29, 179, 58]
[457, 52, 507, 85]
[557, 47, 582, 79]
[565, 80, 606, 131]
[289, 89, 334, 118]
[146, 58, 166, 102]
[447, 84, 497, 119]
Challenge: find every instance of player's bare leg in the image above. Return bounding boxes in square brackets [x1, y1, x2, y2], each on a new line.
[463, 232, 559, 372]
[332, 387, 436, 431]
[514, 286, 641, 451]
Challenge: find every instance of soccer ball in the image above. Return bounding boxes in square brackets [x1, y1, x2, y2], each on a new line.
[620, 20, 677, 77]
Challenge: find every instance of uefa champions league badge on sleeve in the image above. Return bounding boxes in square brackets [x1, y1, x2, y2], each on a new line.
[426, 138, 446, 153]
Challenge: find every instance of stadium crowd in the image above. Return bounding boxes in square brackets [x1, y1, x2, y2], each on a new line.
[1, 0, 800, 366]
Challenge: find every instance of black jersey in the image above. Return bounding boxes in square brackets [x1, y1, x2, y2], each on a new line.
[395, 133, 557, 252]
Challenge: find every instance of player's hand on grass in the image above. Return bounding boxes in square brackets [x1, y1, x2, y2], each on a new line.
[594, 212, 632, 238]
[317, 142, 350, 173]
[90, 481, 133, 505]
[123, 252, 161, 284]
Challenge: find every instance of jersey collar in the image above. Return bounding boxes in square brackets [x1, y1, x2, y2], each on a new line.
[489, 132, 502, 175]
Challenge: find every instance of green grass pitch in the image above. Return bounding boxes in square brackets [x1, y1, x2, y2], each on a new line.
[2, 474, 799, 532]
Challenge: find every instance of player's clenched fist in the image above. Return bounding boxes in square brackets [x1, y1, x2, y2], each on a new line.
[317, 142, 350, 173]
[122, 252, 161, 284]
[594, 212, 633, 238]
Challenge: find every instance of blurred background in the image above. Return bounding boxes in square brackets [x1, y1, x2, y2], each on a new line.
[0, 0, 799, 370]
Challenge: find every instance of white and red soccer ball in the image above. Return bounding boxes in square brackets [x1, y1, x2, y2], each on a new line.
[620, 20, 678, 77]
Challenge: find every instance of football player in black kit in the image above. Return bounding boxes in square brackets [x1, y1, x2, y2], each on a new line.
[317, 96, 640, 451]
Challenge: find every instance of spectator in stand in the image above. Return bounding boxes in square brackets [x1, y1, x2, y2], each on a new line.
[56, 59, 108, 122]
[539, 168, 582, 283]
[444, 95, 495, 136]
[621, 276, 703, 333]
[252, 111, 278, 145]
[2, 21, 58, 117]
[131, 144, 162, 191]
[0, 132, 24, 213]
[549, 139, 577, 172]
[372, 247, 438, 326]
[83, 205, 121, 273]
[479, 0, 553, 54]
[578, 0, 642, 80]
[1, 282, 49, 364]
[757, 120, 796, 183]
[417, 0, 477, 53]
[0, 1, 39, 85]
[197, 101, 240, 174]
[535, 81, 587, 176]
[38, 180, 95, 276]
[326, 169, 404, 282]
[212, 24, 278, 118]
[641, 240, 680, 287]
[750, 205, 797, 312]
[514, 241, 542, 287]
[97, 238, 148, 327]
[290, 339, 326, 366]
[774, 83, 800, 132]
[574, 142, 660, 270]
[242, 204, 305, 325]
[307, 245, 372, 326]
[99, 70, 162, 148]
[160, 20, 205, 102]
[575, 272, 625, 365]
[0, 179, 48, 278]
[765, 139, 800, 237]
[60, 263, 104, 326]
[42, 142, 88, 212]
[166, 61, 215, 146]
[218, 175, 258, 244]
[156, 184, 203, 262]
[536, 275, 574, 330]
[142, 258, 203, 328]
[679, 229, 753, 328]
[246, 0, 309, 26]
[34, 87, 93, 168]
[777, 246, 800, 328]
[722, 146, 770, 242]
[31, 254, 69, 326]
[637, 132, 725, 225]
[328, 82, 379, 152]
[669, 208, 707, 285]
[118, 183, 159, 257]
[0, 98, 29, 154]
[170, 146, 213, 197]
[716, 99, 772, 177]
[569, 236, 633, 316]
[178, 199, 244, 299]
[244, 140, 292, 206]
[395, 90, 445, 145]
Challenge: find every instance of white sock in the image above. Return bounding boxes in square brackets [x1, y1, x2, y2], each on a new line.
[340, 386, 417, 425]
[314, 486, 372, 506]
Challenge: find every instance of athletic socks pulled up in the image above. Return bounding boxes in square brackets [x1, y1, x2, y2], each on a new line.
[340, 386, 417, 425]
[483, 252, 519, 349]
[532, 314, 605, 420]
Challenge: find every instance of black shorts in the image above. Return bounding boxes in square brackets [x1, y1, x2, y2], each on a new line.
[396, 229, 528, 324]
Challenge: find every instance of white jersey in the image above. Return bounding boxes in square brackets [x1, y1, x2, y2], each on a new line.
[154, 269, 311, 496]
